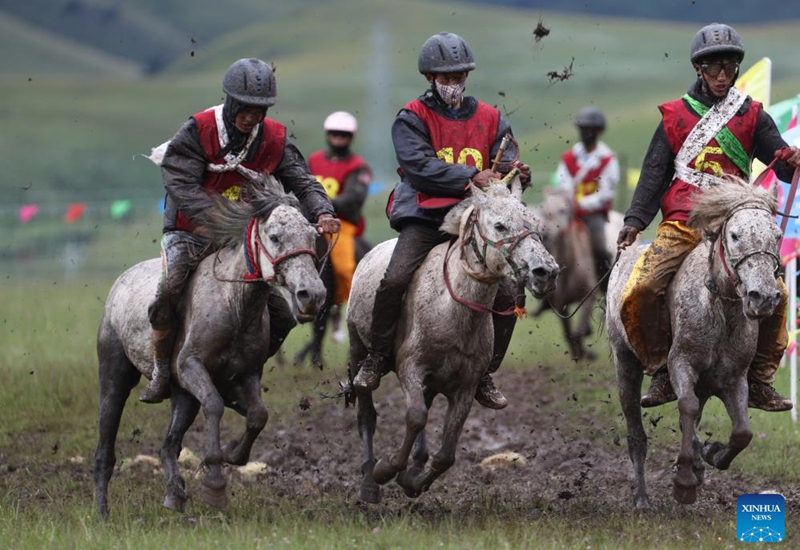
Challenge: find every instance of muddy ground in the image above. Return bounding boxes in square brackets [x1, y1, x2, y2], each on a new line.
[162, 366, 800, 518]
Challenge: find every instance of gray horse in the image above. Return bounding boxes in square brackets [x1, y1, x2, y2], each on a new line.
[93, 179, 326, 517]
[607, 177, 782, 508]
[347, 175, 559, 503]
[535, 188, 598, 360]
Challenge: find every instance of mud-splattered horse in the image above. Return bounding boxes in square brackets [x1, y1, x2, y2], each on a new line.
[347, 173, 559, 502]
[93, 179, 325, 517]
[607, 178, 783, 508]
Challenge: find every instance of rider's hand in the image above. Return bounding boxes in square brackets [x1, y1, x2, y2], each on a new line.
[513, 161, 532, 188]
[617, 225, 640, 250]
[471, 169, 501, 190]
[316, 213, 341, 235]
[776, 146, 800, 168]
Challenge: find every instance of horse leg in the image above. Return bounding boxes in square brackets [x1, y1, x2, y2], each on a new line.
[221, 374, 268, 465]
[356, 389, 381, 503]
[560, 316, 582, 360]
[671, 362, 701, 505]
[614, 344, 650, 509]
[160, 390, 200, 512]
[702, 379, 753, 470]
[348, 333, 380, 503]
[395, 393, 433, 497]
[402, 389, 473, 496]
[179, 355, 228, 509]
[93, 332, 141, 519]
[372, 378, 427, 486]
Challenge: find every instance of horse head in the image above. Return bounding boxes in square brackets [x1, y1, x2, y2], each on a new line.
[690, 177, 782, 320]
[538, 188, 574, 250]
[205, 176, 327, 323]
[440, 171, 559, 298]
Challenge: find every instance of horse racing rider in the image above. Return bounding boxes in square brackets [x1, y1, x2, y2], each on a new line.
[307, 111, 372, 316]
[616, 23, 800, 412]
[555, 106, 620, 292]
[352, 32, 532, 409]
[140, 58, 340, 403]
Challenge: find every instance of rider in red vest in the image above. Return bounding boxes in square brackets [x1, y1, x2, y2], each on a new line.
[352, 32, 531, 409]
[140, 58, 339, 403]
[308, 111, 372, 310]
[556, 106, 620, 292]
[616, 24, 800, 412]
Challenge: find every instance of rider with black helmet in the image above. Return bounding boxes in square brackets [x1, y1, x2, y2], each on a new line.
[556, 106, 620, 290]
[140, 58, 339, 403]
[352, 32, 531, 409]
[616, 24, 800, 412]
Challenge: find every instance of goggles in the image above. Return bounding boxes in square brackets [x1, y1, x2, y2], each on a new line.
[700, 61, 740, 78]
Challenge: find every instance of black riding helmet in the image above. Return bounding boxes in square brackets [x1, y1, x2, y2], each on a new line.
[690, 23, 745, 64]
[418, 32, 476, 74]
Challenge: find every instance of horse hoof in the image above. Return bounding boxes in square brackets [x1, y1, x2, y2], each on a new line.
[372, 459, 396, 485]
[359, 482, 381, 504]
[673, 483, 697, 505]
[200, 483, 229, 509]
[163, 493, 187, 512]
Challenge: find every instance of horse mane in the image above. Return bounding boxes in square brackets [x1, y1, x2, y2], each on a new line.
[198, 179, 302, 249]
[688, 177, 778, 235]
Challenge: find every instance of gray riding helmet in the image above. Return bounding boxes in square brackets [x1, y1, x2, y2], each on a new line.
[418, 32, 476, 74]
[222, 58, 277, 107]
[690, 23, 745, 63]
[575, 106, 606, 129]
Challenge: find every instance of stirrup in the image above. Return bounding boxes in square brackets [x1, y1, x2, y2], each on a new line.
[353, 354, 385, 392]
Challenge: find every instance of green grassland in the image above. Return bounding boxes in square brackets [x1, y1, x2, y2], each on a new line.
[3, 2, 800, 547]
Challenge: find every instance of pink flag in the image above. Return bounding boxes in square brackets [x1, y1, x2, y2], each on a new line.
[19, 204, 39, 223]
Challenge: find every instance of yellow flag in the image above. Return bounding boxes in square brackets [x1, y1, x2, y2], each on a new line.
[737, 58, 772, 181]
[736, 57, 772, 109]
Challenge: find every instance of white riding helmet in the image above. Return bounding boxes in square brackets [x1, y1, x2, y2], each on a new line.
[323, 111, 358, 134]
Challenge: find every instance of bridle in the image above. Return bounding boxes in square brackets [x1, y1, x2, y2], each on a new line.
[706, 205, 780, 297]
[443, 206, 541, 316]
[242, 217, 318, 282]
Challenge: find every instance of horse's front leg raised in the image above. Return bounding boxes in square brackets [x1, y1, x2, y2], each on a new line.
[703, 378, 753, 470]
[222, 373, 268, 465]
[671, 362, 701, 504]
[372, 377, 427, 486]
[179, 355, 228, 509]
[401, 388, 473, 497]
[160, 389, 200, 512]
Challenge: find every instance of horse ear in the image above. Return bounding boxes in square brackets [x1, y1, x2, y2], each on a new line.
[441, 201, 471, 235]
[768, 179, 779, 201]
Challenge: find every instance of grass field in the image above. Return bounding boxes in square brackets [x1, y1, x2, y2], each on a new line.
[2, 275, 800, 549]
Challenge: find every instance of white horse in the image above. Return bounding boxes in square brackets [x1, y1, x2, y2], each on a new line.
[607, 178, 782, 508]
[347, 174, 559, 503]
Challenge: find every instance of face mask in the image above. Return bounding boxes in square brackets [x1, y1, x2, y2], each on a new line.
[435, 81, 466, 107]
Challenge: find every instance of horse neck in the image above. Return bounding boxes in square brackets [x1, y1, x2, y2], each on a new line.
[449, 240, 502, 313]
[694, 240, 747, 318]
[207, 245, 272, 320]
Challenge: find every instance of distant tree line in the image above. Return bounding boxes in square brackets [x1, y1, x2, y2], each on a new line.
[466, 0, 797, 23]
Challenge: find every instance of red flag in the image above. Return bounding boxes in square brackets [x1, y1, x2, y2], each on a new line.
[64, 203, 86, 223]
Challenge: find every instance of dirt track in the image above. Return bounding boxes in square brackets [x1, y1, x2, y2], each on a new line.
[169, 366, 799, 517]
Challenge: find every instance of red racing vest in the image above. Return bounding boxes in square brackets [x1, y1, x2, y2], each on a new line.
[404, 99, 499, 209]
[561, 149, 613, 217]
[308, 151, 370, 236]
[659, 97, 760, 222]
[176, 109, 286, 232]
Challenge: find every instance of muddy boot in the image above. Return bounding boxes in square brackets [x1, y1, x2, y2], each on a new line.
[748, 381, 793, 412]
[475, 373, 508, 410]
[139, 328, 174, 404]
[640, 368, 676, 408]
[353, 353, 386, 391]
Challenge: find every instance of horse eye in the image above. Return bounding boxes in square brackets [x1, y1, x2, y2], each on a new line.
[269, 234, 280, 244]
[494, 222, 507, 232]
[730, 232, 739, 242]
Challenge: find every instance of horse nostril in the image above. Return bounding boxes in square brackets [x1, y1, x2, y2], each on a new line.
[532, 267, 548, 280]
[296, 289, 310, 305]
[746, 290, 762, 303]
